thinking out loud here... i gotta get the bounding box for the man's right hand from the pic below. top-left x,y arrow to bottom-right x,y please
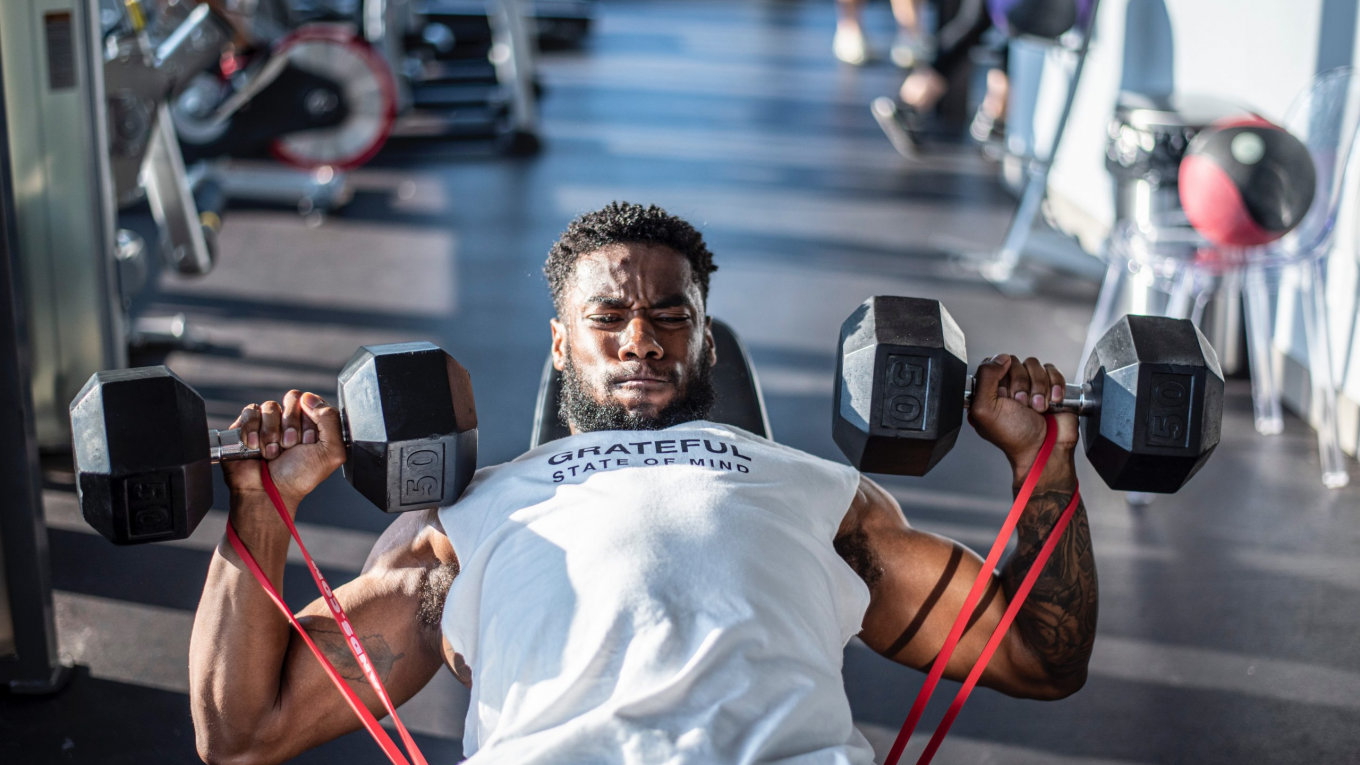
223,391 -> 346,512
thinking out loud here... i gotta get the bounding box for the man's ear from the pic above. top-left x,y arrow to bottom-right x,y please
551,318 -> 567,372
704,316 -> 718,368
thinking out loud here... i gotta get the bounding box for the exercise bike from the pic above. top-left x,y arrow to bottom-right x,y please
170,3 -> 400,213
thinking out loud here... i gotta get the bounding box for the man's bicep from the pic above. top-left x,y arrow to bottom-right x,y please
848,477 -> 1013,679
265,515 -> 452,759
858,525 -> 996,671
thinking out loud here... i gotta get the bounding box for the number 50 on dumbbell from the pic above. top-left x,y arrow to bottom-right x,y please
70,343 -> 479,545
833,296 -> 1224,492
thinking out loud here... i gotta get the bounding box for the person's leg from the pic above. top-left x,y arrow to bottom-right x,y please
834,0 -> 872,65
900,67 -> 949,112
889,0 -> 922,32
873,0 -> 989,159
898,0 -> 989,109
889,0 -> 936,68
983,67 -> 1008,120
971,66 -> 1010,144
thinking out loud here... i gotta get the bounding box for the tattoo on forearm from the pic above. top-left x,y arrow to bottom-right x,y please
308,627 -> 406,686
1000,489 -> 1098,679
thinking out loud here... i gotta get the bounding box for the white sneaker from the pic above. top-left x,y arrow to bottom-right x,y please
834,27 -> 872,66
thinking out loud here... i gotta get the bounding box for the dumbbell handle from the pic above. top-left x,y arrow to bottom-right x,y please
209,428 -> 263,462
962,378 -> 1099,417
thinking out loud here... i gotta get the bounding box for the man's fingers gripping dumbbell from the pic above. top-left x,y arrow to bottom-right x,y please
299,392 -> 344,452
993,355 -> 1057,412
1019,356 -> 1059,412
1000,354 -> 1029,406
974,355 -> 1012,410
226,399 -> 287,459
278,390 -> 339,450
229,404 -> 263,453
260,400 -> 284,459
282,390 -> 306,449
1043,362 -> 1065,410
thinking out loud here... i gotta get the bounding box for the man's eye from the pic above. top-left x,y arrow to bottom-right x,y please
656,315 -> 690,324
588,315 -> 622,324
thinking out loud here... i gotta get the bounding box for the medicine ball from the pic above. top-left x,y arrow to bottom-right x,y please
989,0 -> 1093,39
1178,117 -> 1316,248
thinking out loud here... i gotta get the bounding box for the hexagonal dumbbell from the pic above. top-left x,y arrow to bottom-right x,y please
833,296 -> 1224,493
70,342 -> 478,545
336,342 -> 479,514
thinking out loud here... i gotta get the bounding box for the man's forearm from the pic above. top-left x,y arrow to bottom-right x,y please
189,491 -> 298,758
1000,452 -> 1098,684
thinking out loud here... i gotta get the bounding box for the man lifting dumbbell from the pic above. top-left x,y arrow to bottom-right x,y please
148,202 -> 1194,764
70,344 -> 477,545
835,296 -> 1223,492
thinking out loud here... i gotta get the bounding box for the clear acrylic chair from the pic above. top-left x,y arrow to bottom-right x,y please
1085,66 -> 1360,490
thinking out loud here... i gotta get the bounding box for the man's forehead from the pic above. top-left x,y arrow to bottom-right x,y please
568,243 -> 700,304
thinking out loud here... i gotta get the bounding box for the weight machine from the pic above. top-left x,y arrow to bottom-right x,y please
6,0 -> 516,447
2,0 -> 127,449
0,26 -> 71,695
0,0 -> 417,693
383,0 -> 545,153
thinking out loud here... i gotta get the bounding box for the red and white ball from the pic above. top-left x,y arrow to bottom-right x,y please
1178,117 -> 1316,247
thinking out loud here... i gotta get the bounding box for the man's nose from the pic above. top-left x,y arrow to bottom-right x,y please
618,316 -> 663,360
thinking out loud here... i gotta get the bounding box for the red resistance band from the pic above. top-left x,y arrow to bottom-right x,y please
225,461 -> 429,765
884,413 -> 1082,765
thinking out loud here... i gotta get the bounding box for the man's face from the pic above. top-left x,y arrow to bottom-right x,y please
551,243 -> 718,433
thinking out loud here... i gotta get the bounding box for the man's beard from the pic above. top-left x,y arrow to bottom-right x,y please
559,344 -> 716,433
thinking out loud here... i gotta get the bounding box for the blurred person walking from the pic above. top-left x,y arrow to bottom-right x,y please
872,0 -> 1008,158
834,0 -> 935,68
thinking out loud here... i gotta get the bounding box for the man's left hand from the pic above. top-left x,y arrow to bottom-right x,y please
968,355 -> 1080,480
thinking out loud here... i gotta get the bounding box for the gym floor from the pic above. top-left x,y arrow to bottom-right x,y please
7,1 -> 1360,763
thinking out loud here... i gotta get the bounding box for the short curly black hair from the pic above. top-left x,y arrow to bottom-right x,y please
545,201 -> 718,316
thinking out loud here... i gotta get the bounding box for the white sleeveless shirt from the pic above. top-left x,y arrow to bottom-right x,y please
438,421 -> 875,764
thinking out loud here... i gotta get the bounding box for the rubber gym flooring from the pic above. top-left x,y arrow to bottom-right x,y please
7,1 -> 1360,763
